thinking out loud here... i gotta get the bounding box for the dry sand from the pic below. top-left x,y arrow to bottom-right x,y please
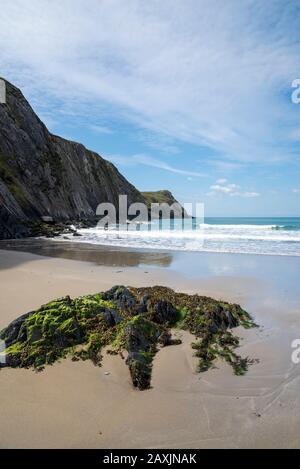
0,248 -> 300,448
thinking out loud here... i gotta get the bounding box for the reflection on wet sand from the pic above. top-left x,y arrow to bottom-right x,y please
0,239 -> 173,268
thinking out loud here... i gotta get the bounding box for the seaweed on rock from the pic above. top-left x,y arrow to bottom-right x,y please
0,286 -> 258,389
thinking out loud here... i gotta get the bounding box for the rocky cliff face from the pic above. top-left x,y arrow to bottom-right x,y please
0,79 -> 144,239
0,79 -> 187,240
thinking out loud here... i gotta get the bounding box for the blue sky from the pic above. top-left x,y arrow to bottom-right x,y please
0,0 -> 300,216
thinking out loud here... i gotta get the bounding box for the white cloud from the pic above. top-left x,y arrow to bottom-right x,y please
293,188 -> 300,193
90,125 -> 113,135
242,192 -> 260,198
210,183 -> 239,194
0,0 -> 298,165
109,153 -> 205,177
134,154 -> 205,177
209,180 -> 260,198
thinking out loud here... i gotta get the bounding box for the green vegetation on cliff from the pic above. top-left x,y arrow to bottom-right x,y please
0,154 -> 27,205
142,190 -> 180,206
141,190 -> 189,220
0,286 -> 257,390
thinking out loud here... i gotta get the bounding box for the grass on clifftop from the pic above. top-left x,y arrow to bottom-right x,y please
141,190 -> 178,207
0,286 -> 258,390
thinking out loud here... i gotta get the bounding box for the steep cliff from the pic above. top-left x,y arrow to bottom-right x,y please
0,79 -> 144,239
0,79 -> 188,240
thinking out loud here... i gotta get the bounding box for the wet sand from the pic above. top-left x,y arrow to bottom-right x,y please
0,244 -> 300,448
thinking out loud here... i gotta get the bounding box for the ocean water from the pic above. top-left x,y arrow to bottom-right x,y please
62,217 -> 300,257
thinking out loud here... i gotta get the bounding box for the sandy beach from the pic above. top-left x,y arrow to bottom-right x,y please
1,242 -> 300,448
1,0 -> 299,453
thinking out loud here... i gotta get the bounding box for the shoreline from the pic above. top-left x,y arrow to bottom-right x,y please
0,244 -> 300,448
1,234 -> 300,261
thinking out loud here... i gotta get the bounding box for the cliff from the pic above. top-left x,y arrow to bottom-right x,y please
142,190 -> 190,218
0,78 -> 187,239
0,79 -> 144,238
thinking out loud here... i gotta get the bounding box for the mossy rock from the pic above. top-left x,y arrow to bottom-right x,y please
0,286 -> 258,389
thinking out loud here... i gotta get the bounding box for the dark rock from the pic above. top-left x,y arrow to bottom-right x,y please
123,317 -> 161,390
148,300 -> 178,325
28,325 -> 42,344
126,353 -> 152,390
223,310 -> 239,328
202,305 -> 240,334
136,294 -> 150,315
103,286 -> 137,310
110,309 -> 123,325
0,285 -> 257,388
102,308 -> 123,327
0,311 -> 33,345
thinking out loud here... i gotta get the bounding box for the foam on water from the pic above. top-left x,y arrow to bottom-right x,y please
57,218 -> 300,257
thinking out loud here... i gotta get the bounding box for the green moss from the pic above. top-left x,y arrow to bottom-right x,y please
0,285 -> 258,390
126,315 -> 158,338
140,350 -> 156,364
175,306 -> 189,328
5,342 -> 25,354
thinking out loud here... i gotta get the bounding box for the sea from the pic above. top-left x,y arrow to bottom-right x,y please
62,217 -> 300,257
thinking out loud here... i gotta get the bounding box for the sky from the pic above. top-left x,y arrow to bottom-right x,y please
0,0 -> 300,217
